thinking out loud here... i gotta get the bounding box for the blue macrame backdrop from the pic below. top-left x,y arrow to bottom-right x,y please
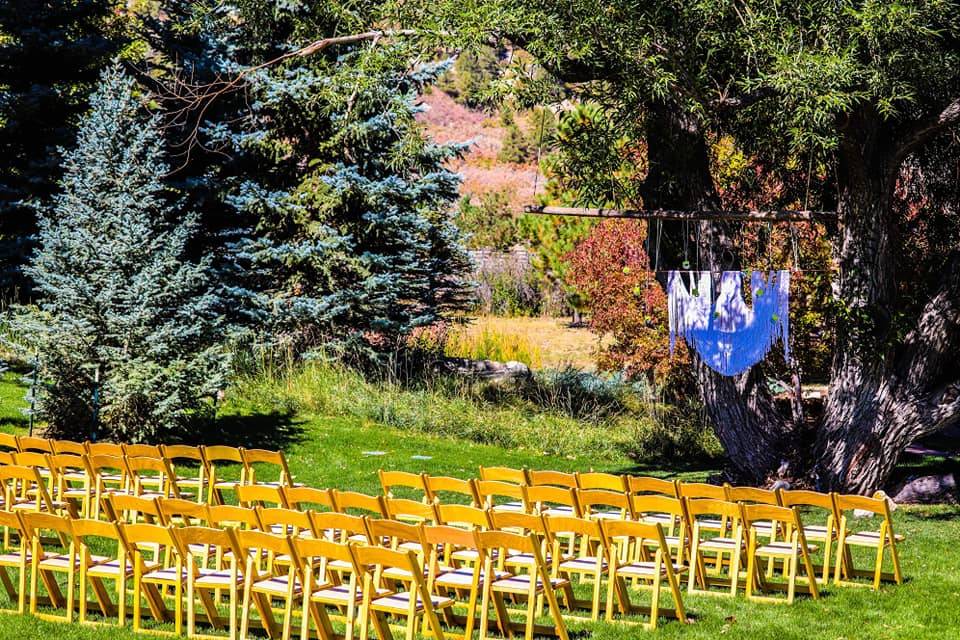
668,270 -> 790,376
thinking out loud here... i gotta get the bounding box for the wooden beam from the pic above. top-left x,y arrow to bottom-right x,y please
524,205 -> 835,223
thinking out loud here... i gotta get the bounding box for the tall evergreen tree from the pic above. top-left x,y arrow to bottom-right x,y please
11,63 -> 229,443
153,1 -> 473,360
0,0 -> 125,294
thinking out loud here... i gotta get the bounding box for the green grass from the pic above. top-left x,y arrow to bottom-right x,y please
0,375 -> 958,638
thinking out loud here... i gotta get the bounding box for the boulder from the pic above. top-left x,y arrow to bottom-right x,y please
890,474 -> 958,505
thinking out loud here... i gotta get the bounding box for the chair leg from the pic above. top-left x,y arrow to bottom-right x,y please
649,557 -> 662,630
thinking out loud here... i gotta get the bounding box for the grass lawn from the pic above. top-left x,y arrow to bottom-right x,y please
0,378 -> 958,638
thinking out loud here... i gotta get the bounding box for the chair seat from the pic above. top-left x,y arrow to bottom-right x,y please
88,558 -> 153,579
755,542 -> 818,557
309,583 -> 384,605
370,592 -> 454,613
63,472 -> 89,482
252,574 -> 302,596
696,518 -> 724,530
327,559 -> 354,572
40,552 -> 110,571
540,506 -> 575,517
491,502 -> 525,513
558,556 -> 606,573
617,561 -> 685,578
490,574 -> 569,595
142,566 -> 189,585
751,520 -> 776,533
698,537 -> 740,551
802,525 -> 832,541
195,569 -> 244,587
641,513 -> 675,525
590,510 -> 626,520
382,566 -> 429,582
450,549 -> 481,563
435,566 -> 508,589
845,531 -> 905,546
504,552 -> 552,568
0,552 -> 32,566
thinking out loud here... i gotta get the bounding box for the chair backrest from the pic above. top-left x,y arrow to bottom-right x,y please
207,504 -> 260,530
282,486 -> 335,512
726,485 -> 780,505
202,445 -> 244,464
116,522 -> 176,558
71,518 -> 123,556
544,514 -> 603,547
576,471 -> 628,492
488,510 -> 547,536
378,470 -> 429,499
475,479 -> 524,509
237,483 -> 286,509
522,484 -> 581,517
600,518 -> 671,553
628,476 -> 680,497
684,497 -> 741,534
478,466 -> 529,484
353,545 -> 425,588
52,440 -> 87,456
423,475 -> 479,506
0,465 -> 55,510
474,529 -> 541,560
291,536 -> 359,578
435,503 -> 491,529
526,470 -> 578,488
0,433 -> 19,452
241,448 -> 293,486
87,454 -> 127,481
12,451 -> 50,470
17,436 -> 53,453
0,451 -> 13,466
20,510 -> 74,541
384,497 -> 438,523
367,518 -> 428,551
778,489 -> 838,527
233,528 -> 294,568
741,503 -> 802,533
125,456 -> 178,497
123,444 -> 162,459
577,488 -> 635,519
157,497 -> 210,527
86,442 -> 124,457
632,494 -> 687,524
256,507 -> 315,537
310,511 -> 370,543
161,444 -> 206,465
833,493 -> 895,529
105,494 -> 164,525
172,526 -> 242,571
46,453 -> 86,475
678,481 -> 727,500
331,490 -> 387,517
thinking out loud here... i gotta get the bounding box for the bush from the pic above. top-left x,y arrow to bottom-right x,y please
445,325 -> 543,368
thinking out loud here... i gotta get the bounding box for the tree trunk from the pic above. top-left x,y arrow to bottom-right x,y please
643,103 -> 797,484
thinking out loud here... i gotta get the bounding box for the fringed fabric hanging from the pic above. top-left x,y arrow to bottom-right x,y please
668,270 -> 790,376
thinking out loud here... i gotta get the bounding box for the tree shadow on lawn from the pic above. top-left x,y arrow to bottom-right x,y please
610,455 -> 724,478
180,409 -> 308,451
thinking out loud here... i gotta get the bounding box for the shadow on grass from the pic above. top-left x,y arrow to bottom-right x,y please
610,455 -> 724,478
180,409 -> 307,451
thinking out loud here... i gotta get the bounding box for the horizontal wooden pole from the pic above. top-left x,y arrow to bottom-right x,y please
524,205 -> 835,223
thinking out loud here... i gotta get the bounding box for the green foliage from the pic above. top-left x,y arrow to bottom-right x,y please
438,46 -> 501,108
457,191 -> 520,250
444,326 -> 543,367
7,64 -> 229,443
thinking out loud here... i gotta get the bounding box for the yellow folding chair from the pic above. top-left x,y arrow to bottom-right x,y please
367,518 -> 430,568
473,530 -> 569,640
332,490 -> 387,518
237,484 -> 287,510
236,529 -> 301,640
778,488 -> 838,585
577,489 -> 635,521
544,515 -> 607,620
576,472 -> 628,493
742,504 -> 820,604
379,470 -> 430,502
126,455 -> 181,500
354,544 -> 454,640
52,440 -> 88,456
599,519 -> 688,629
422,524 -> 487,637
526,470 -> 578,489
22,511 -> 79,621
384,497 -> 439,525
522,485 -> 581,518
423,476 -> 480,507
0,510 -> 29,614
73,518 -> 135,627
478,466 -> 529,485
282,486 -> 336,512
120,522 -> 186,636
241,449 -> 298,488
47,453 -> 93,517
630,495 -> 690,564
171,525 -> 244,639
833,492 -> 904,589
433,505 -> 491,568
677,482 -> 728,533
161,445 -> 208,504
475,480 -> 526,514
293,536 -> 365,640
685,498 -> 744,596
203,445 -> 245,505
87,454 -> 132,519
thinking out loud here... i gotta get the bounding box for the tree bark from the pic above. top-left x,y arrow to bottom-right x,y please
643,102 -> 797,484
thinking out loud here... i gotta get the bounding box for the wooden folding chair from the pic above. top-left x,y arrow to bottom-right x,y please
474,530 -> 569,640
47,453 -> 93,517
522,485 -> 581,518
236,529 -> 301,640
172,525 -> 244,639
423,476 -> 479,507
599,519 -> 688,629
544,515 -> 607,620
576,472 -> 628,493
379,470 -> 430,502
685,498 -> 744,596
73,518 -> 137,626
282,486 -> 336,513
52,440 -> 88,456
384,497 -> 439,525
241,449 -> 298,488
627,476 -> 679,499
742,504 -> 820,604
293,537 -> 365,640
12,450 -> 55,486
0,464 -> 76,524
311,512 -> 371,547
354,544 -> 454,640
87,454 -> 131,519
487,511 -> 554,579
256,506 -> 316,540
478,466 -> 529,485
0,510 -> 29,614
105,494 -> 165,526
778,488 -> 838,585
238,484 -> 287,510
367,519 -> 430,568
158,497 -> 210,528
120,522 -> 186,636
475,480 -> 526,514
434,505 -> 491,568
526,470 -> 578,489
203,445 -> 245,505
0,433 -> 19,453
332,490 -> 387,518
161,445 -> 208,504
726,485 -> 780,540
17,436 -> 53,454
21,511 -> 78,621
126,455 -> 181,500
833,492 -> 904,589
631,495 -> 689,564
676,482 -> 727,532
577,489 -> 635,521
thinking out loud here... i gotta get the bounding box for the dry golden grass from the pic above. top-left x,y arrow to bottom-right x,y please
447,315 -> 607,370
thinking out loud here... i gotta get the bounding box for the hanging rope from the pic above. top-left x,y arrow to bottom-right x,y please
531,102 -> 548,199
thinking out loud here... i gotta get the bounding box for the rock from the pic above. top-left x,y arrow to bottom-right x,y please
440,357 -> 532,382
770,479 -> 791,492
890,474 -> 958,505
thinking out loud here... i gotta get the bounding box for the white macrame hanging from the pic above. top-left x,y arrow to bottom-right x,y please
668,270 -> 790,376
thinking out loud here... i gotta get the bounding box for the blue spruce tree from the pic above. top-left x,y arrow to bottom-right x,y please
11,63 -> 229,442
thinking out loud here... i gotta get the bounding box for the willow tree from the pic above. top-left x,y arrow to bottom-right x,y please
393,0 -> 960,493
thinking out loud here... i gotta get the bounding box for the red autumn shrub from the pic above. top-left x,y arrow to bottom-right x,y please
565,220 -> 690,391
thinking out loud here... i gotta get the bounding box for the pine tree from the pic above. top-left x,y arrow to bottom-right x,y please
160,1 -> 474,360
0,0 -> 125,295
11,63 -> 229,443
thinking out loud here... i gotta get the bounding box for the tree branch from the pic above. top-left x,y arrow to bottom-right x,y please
894,96 -> 960,161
